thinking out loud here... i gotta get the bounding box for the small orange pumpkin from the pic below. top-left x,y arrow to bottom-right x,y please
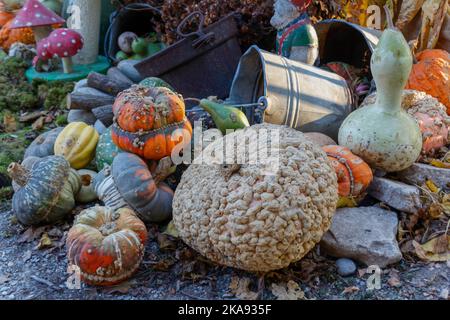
0,20 -> 35,50
66,206 -> 148,286
406,49 -> 450,115
111,85 -> 192,161
322,145 -> 373,198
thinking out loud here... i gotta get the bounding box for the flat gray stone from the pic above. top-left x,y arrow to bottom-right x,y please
74,87 -> 113,99
321,207 -> 402,268
397,163 -> 450,191
68,110 -> 96,125
117,60 -> 143,83
368,177 -> 422,214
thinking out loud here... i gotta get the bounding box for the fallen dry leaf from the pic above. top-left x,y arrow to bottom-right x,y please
419,0 -> 448,50
36,233 -> 53,250
31,116 -> 45,131
413,235 -> 450,261
271,280 -> 306,300
19,111 -> 47,123
396,0 -> 426,29
429,159 -> 450,169
156,233 -> 176,251
428,203 -> 444,219
342,286 -> 360,294
163,220 -> 179,238
337,196 -> 357,208
426,179 -> 440,193
387,269 -> 402,287
3,113 -> 17,132
229,277 -> 259,300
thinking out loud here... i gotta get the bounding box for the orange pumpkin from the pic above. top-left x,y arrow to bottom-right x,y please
111,85 -> 193,161
322,145 -> 373,198
66,206 -> 148,286
0,11 -> 14,28
0,20 -> 35,50
406,49 -> 450,115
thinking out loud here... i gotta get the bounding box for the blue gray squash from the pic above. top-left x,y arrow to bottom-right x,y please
8,155 -> 81,226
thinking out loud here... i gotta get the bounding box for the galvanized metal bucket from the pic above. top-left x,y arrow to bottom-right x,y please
228,46 -> 353,140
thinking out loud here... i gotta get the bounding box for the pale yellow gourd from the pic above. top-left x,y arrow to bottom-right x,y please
54,122 -> 99,169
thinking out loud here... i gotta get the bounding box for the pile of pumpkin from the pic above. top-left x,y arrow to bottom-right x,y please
7,81 -> 192,286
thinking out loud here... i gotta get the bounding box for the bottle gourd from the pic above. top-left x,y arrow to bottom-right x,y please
338,7 -> 422,172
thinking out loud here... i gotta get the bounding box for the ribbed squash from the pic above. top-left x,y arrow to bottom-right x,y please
406,49 -> 450,115
322,145 -> 373,198
8,156 -> 81,226
54,122 -> 99,169
0,20 -> 35,50
67,206 -> 147,286
111,85 -> 192,161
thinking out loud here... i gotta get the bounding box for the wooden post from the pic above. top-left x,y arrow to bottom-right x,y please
66,0 -> 101,65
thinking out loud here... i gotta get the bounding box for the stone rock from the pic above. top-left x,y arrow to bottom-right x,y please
68,110 -> 96,125
74,79 -> 88,91
75,87 -> 114,99
94,120 -> 107,135
368,177 -> 422,214
8,43 -> 36,66
117,60 -> 143,83
321,207 -> 402,268
397,163 -> 450,191
336,258 -> 357,277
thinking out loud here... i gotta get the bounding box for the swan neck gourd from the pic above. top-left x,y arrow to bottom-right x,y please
371,16 -> 412,114
337,6 -> 422,172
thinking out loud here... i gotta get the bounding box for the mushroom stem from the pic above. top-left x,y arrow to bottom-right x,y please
7,163 -> 30,188
33,25 -> 52,42
61,57 -> 74,74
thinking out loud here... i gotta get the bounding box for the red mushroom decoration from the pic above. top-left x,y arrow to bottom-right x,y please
46,28 -> 83,74
32,37 -> 52,70
9,0 -> 65,42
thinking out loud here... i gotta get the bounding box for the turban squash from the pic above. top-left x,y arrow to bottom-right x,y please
406,49 -> 450,115
67,206 -> 147,286
322,145 -> 373,199
111,85 -> 192,161
54,122 -> 99,169
93,152 -> 174,223
8,156 -> 81,226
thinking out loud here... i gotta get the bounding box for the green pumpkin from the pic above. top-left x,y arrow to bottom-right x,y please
95,127 -> 123,171
8,155 -> 81,226
139,77 -> 175,91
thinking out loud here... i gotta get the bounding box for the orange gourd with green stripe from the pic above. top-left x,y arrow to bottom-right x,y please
111,85 -> 192,161
322,145 -> 373,198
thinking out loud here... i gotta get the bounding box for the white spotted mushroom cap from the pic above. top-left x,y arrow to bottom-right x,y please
47,28 -> 84,59
36,38 -> 52,61
173,123 -> 339,272
9,0 -> 65,29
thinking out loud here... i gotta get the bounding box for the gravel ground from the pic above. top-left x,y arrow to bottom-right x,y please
0,201 -> 449,300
